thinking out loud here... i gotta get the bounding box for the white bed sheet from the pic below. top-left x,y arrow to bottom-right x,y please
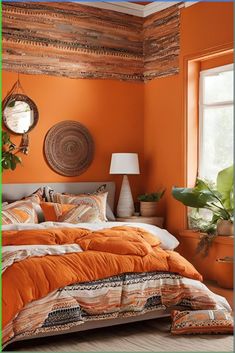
2,221 -> 179,250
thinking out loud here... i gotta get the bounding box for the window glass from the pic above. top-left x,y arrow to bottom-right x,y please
199,64 -> 233,183
203,70 -> 233,104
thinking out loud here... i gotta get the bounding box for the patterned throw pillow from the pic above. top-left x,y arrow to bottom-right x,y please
44,184 -> 115,221
59,204 -> 101,224
2,200 -> 38,224
44,186 -> 108,222
24,188 -> 44,204
171,310 -> 234,335
40,202 -> 76,222
40,202 -> 101,223
58,193 -> 107,222
4,188 -> 45,223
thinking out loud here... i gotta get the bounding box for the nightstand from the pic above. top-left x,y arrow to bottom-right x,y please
116,216 -> 164,228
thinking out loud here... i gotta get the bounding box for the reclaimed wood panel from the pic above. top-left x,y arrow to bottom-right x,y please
143,4 -> 180,80
2,2 -> 180,82
2,2 -> 143,81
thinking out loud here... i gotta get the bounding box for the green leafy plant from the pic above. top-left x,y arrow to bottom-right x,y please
172,166 -> 233,224
138,190 -> 165,202
172,166 -> 234,255
2,131 -> 22,171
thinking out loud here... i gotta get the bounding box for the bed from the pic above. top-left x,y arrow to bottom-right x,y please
2,182 -> 232,348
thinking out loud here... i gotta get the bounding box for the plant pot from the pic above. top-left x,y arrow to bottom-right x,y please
140,201 -> 157,217
217,220 -> 234,236
216,257 -> 233,289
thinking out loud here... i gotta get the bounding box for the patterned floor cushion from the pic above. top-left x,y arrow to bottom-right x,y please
171,309 -> 233,335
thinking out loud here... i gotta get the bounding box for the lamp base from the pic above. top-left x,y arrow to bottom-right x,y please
116,175 -> 135,217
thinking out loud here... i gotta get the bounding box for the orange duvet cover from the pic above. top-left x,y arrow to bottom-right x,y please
3,226 -> 202,329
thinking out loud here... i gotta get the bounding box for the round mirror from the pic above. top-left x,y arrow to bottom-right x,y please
2,94 -> 38,134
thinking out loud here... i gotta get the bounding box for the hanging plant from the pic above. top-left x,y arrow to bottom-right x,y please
195,232 -> 217,257
2,131 -> 22,171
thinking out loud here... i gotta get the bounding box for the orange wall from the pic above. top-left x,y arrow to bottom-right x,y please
2,2 -> 233,231
144,2 -> 233,234
200,52 -> 233,71
2,72 -> 145,199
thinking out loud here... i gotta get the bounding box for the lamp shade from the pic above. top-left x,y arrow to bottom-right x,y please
110,153 -> 140,175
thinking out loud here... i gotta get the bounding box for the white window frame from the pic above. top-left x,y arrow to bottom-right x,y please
198,63 -> 234,180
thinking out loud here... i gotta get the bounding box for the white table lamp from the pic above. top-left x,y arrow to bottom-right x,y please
110,153 -> 140,217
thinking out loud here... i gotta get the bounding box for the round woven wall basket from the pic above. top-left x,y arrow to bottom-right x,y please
44,121 -> 94,176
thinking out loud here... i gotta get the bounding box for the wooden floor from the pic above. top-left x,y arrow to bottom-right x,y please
7,317 -> 233,352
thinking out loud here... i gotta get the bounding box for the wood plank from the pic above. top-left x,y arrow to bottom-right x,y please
143,4 -> 180,80
2,2 -> 180,81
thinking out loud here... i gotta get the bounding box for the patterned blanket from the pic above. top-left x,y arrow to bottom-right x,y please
3,271 -> 230,346
2,226 -> 231,347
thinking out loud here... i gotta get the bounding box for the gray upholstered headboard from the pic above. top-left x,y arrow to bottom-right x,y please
2,182 -> 116,211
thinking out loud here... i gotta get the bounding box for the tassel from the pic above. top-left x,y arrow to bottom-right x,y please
20,133 -> 29,154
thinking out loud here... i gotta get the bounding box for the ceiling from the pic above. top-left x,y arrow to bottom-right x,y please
132,2 -> 152,4
79,2 -> 197,17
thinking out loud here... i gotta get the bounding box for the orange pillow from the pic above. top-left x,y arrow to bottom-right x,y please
40,202 -> 76,222
171,310 -> 233,335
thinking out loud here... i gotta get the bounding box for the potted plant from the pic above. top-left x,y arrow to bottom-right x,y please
138,190 -> 165,217
172,165 -> 234,236
2,131 -> 22,171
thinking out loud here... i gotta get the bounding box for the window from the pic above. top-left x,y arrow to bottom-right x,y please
199,64 -> 233,183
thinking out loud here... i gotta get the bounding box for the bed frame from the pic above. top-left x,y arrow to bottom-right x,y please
2,181 -> 116,211
8,309 -> 171,346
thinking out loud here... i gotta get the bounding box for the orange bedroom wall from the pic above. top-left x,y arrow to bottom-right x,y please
2,72 -> 145,200
144,2 -> 233,234
2,2 -> 233,231
200,52 -> 234,71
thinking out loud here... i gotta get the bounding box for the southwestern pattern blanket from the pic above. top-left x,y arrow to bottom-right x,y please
2,226 -> 231,347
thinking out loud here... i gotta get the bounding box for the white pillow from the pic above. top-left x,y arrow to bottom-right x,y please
2,221 -> 179,250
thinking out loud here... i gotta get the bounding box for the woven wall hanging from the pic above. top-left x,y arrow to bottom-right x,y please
44,120 -> 94,176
